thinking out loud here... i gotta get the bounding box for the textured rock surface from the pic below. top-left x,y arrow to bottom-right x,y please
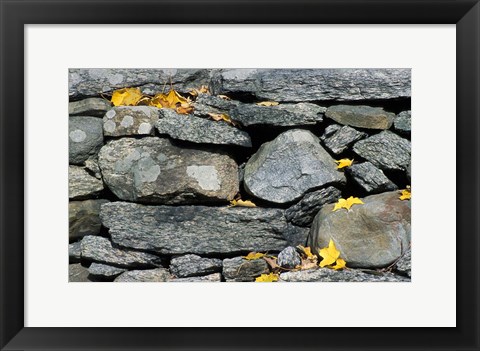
69,264 -> 92,282
169,254 -> 222,278
279,268 -> 409,282
69,165 -> 104,199
277,247 -> 302,269
210,69 -> 411,102
283,224 -> 310,247
69,199 -> 109,241
103,106 -> 159,136
407,163 -> 411,182
244,130 -> 345,204
320,124 -> 342,141
353,131 -> 411,171
193,94 -> 240,117
114,268 -> 171,282
323,126 -> 367,154
69,242 -> 82,263
169,273 -> 222,282
346,162 -> 398,194
69,98 -> 112,117
69,68 -> 212,98
81,235 -> 162,268
69,117 -> 104,165
325,105 -> 395,130
222,257 -> 269,282
101,202 -> 288,255
98,137 -> 239,204
394,250 -> 411,277
394,110 -> 411,135
308,191 -> 411,268
156,108 -> 251,147
84,157 -> 102,179
88,263 -> 126,280
230,103 -> 325,127
284,186 -> 342,226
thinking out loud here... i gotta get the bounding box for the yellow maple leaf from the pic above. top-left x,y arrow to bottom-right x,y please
149,89 -> 190,109
399,188 -> 411,200
332,196 -> 364,211
332,258 -> 347,270
256,101 -> 279,106
255,272 -> 279,282
229,199 -> 257,207
243,252 -> 266,260
319,239 -> 341,267
297,245 -> 315,260
111,87 -> 143,106
335,158 -> 354,169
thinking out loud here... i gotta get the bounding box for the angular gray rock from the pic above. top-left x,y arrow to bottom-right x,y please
325,105 -> 395,130
229,103 -> 325,127
283,224 -> 310,247
98,137 -> 239,204
114,268 -> 171,282
307,191 -> 411,268
279,268 -> 409,282
353,131 -> 411,171
322,126 -> 367,154
69,117 -> 104,165
69,98 -> 112,117
284,186 -> 342,226
80,235 -> 162,268
156,108 -> 252,147
169,254 -> 222,278
88,263 -> 127,280
210,69 -> 411,102
84,157 -> 102,179
69,165 -> 104,199
394,249 -> 411,277
69,241 -> 82,263
394,110 -> 411,135
69,199 -> 109,241
346,162 -> 398,194
169,273 -> 222,282
277,247 -> 302,269
69,68 -> 212,98
101,202 -> 288,255
193,94 -> 240,118
244,129 -> 345,204
103,106 -> 159,136
320,124 -> 342,141
69,264 -> 92,282
222,257 -> 269,282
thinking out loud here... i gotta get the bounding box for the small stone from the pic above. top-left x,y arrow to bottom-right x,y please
346,162 -> 398,194
277,247 -> 302,269
279,268 -> 409,282
102,106 -> 160,136
325,105 -> 395,130
394,250 -> 411,277
353,131 -> 411,171
169,273 -> 222,282
285,186 -> 342,227
394,110 -> 411,135
169,254 -> 222,278
88,263 -> 126,280
69,116 -> 104,165
69,98 -> 112,117
69,199 -> 109,241
69,165 -> 104,199
222,257 -> 269,282
323,126 -> 367,154
80,235 -> 162,268
114,268 -> 171,282
69,241 -> 82,263
69,263 -> 92,282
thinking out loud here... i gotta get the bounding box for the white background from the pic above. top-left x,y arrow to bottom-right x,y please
25,25 -> 456,327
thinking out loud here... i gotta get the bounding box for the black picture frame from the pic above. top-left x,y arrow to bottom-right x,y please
1,1 -> 479,350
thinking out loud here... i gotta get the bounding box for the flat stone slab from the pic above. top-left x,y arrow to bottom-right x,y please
69,116 -> 104,165
346,162 -> 398,194
279,268 -> 410,282
88,262 -> 127,280
69,165 -> 104,200
169,254 -> 222,278
98,137 -> 239,204
100,202 -> 288,255
325,105 -> 395,130
222,257 -> 269,282
169,273 -> 222,282
322,126 -> 367,154
69,98 -> 112,117
156,108 -> 252,147
103,106 -> 159,136
69,199 -> 109,241
69,264 -> 92,282
114,268 -> 171,282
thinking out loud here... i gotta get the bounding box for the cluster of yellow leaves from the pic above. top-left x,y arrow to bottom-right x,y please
255,272 -> 279,282
333,196 -> 364,211
335,158 -> 353,169
110,87 -> 194,115
296,245 -> 319,270
243,252 -> 266,260
319,239 -> 346,270
256,101 -> 279,107
399,186 -> 411,200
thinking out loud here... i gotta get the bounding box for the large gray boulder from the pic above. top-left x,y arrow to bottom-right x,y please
69,98 -> 112,117
69,165 -> 104,199
100,202 -> 288,255
353,131 -> 411,171
69,199 -> 109,241
244,129 -> 345,204
279,268 -> 409,282
69,117 -> 104,165
307,191 -> 411,268
103,106 -> 159,136
98,137 -> 239,204
325,105 -> 395,130
210,69 -> 411,102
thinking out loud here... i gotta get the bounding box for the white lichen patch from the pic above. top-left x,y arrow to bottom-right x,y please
138,122 -> 152,134
120,115 -> 134,128
186,165 -> 221,191
69,129 -> 87,143
133,156 -> 161,186
108,74 -> 124,85
104,120 -> 116,133
105,110 -> 116,119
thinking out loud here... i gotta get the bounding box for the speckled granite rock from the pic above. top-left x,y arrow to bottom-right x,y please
69,98 -> 112,117
322,125 -> 367,154
169,273 -> 222,282
114,268 -> 171,282
394,110 -> 411,135
169,254 -> 222,278
103,106 -> 160,136
325,105 -> 395,130
283,224 -> 310,247
69,241 -> 82,263
346,162 -> 398,194
69,199 -> 109,241
279,268 -> 409,282
277,247 -> 302,269
222,257 -> 269,282
88,263 -> 127,280
69,116 -> 104,165
69,263 -> 92,282
69,165 -> 104,200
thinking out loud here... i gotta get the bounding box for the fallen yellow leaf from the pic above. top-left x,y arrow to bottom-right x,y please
297,245 -> 315,260
255,272 -> 279,282
399,188 -> 411,200
335,158 -> 354,169
111,88 -> 143,106
229,199 -> 257,207
256,101 -> 279,106
332,196 -> 364,211
332,258 -> 347,270
243,252 -> 266,260
319,239 -> 341,267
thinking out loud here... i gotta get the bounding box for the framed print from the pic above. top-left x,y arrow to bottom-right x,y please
1,0 -> 479,350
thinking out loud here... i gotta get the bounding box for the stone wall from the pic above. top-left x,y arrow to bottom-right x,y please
69,68 -> 411,283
